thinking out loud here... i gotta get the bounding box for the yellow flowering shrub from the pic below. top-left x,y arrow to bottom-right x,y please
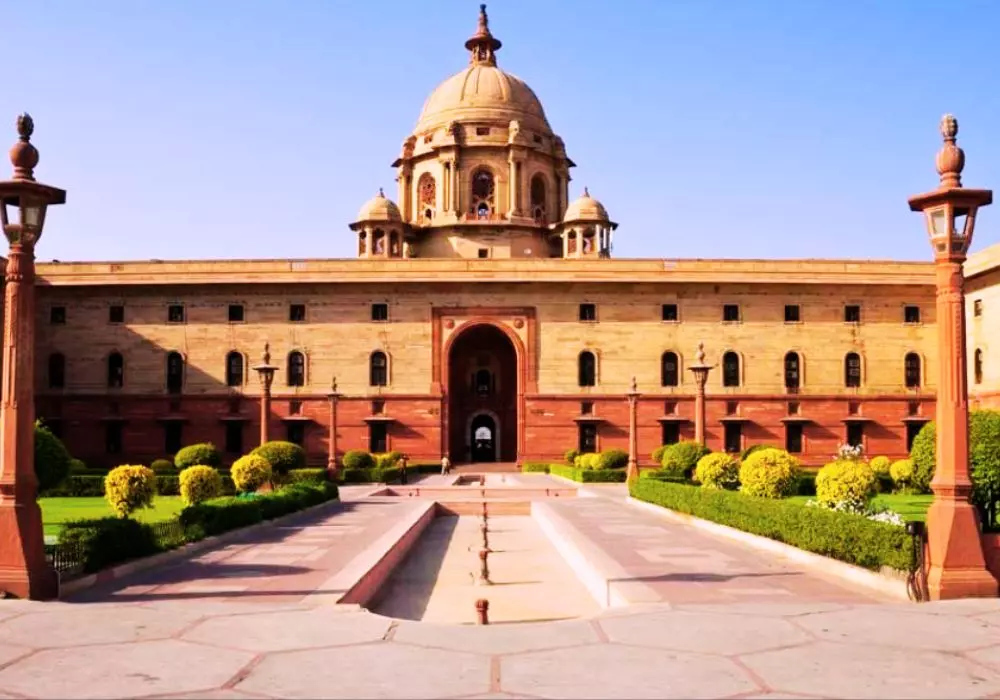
231,454 -> 272,493
179,465 -> 223,505
694,452 -> 740,490
869,455 -> 891,476
104,465 -> 157,519
573,453 -> 600,470
739,448 -> 799,499
816,459 -> 876,512
890,459 -> 916,492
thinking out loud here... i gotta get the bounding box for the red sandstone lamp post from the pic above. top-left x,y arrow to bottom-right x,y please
252,343 -> 279,446
626,377 -> 640,483
687,343 -> 713,446
908,114 -> 996,600
0,114 -> 66,600
326,376 -> 341,479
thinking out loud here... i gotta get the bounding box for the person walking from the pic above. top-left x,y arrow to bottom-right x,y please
441,454 -> 451,475
398,454 -> 409,485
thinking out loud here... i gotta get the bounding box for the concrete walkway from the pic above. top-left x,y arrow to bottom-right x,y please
4,479 -> 1000,698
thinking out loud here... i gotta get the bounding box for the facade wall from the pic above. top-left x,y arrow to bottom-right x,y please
967,244 -> 1000,410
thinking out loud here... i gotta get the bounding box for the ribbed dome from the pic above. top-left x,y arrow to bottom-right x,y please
414,64 -> 551,135
355,189 -> 402,223
564,188 -> 609,223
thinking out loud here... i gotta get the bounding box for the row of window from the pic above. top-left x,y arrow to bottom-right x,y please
580,303 -> 924,324
48,303 -> 386,326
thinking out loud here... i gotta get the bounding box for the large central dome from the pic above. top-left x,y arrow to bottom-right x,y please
413,5 -> 552,136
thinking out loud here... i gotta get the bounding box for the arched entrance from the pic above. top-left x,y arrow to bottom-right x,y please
470,413 -> 498,462
447,324 -> 518,463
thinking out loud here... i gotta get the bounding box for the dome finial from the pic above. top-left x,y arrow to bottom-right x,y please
465,3 -> 502,66
583,186 -> 590,197
936,113 -> 964,189
10,113 -> 39,181
377,187 -> 385,198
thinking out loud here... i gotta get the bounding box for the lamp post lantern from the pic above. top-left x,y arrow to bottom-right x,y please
625,377 -> 640,483
908,114 -> 996,600
252,343 -> 279,446
0,114 -> 66,600
326,376 -> 342,479
687,343 -> 714,447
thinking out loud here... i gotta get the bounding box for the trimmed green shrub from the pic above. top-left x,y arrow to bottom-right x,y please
250,441 -> 307,475
870,456 -> 891,476
179,465 -> 223,505
573,453 -> 601,470
343,449 -> 376,470
630,479 -> 915,572
277,468 -> 328,486
739,448 -> 799,499
816,459 -> 876,513
741,444 -> 777,461
374,451 -> 403,470
104,465 -> 157,518
174,443 -> 222,470
640,470 -> 688,484
890,459 -> 916,493
564,449 -> 580,465
797,471 -> 818,496
68,458 -> 88,475
549,465 -> 627,483
231,454 -> 272,494
694,452 -> 740,490
651,445 -> 669,465
522,463 -> 550,473
597,448 -> 629,470
59,518 -> 161,573
661,441 -> 711,479
150,458 -> 176,473
35,421 -> 72,492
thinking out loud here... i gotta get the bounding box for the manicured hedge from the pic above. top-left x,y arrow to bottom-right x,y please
630,478 -> 915,572
274,468 -> 329,486
521,463 -> 550,473
549,465 -> 627,483
41,474 -> 237,498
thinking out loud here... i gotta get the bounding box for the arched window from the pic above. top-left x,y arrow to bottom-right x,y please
471,168 -> 495,219
48,353 -> 65,389
578,351 -> 596,387
287,351 -> 305,387
975,348 -> 984,385
904,353 -> 922,389
722,352 -> 740,387
844,353 -> 862,388
166,352 -> 184,394
370,351 -> 388,387
418,173 -> 436,221
661,351 -> 679,387
373,228 -> 386,255
107,352 -> 124,389
784,352 -> 801,391
225,351 -> 243,387
530,174 -> 547,223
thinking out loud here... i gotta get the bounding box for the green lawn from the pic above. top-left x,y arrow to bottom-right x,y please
40,497 -> 185,538
788,493 -> 934,521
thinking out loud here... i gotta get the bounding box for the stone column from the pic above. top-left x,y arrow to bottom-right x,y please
327,378 -> 341,480
626,377 -> 640,482
0,243 -> 56,599
252,345 -> 278,447
687,343 -> 713,447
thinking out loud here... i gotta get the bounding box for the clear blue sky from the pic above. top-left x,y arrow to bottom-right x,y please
7,0 -> 1000,262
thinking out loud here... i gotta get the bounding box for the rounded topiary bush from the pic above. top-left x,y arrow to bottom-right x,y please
869,455 -> 891,476
890,458 -> 915,493
574,453 -> 600,470
651,445 -> 668,465
598,448 -> 629,470
564,448 -> 580,465
150,458 -> 175,472
374,450 -> 403,470
815,459 -> 876,513
343,449 -> 375,470
741,444 -> 776,462
251,441 -> 307,475
910,411 -> 1000,497
68,458 -> 88,475
231,454 -> 272,494
739,448 -> 800,499
104,465 -> 157,518
174,443 -> 222,470
179,465 -> 223,505
661,441 -> 711,478
694,452 -> 740,490
35,421 -> 72,492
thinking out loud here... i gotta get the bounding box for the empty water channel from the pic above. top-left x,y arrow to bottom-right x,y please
365,473 -> 603,625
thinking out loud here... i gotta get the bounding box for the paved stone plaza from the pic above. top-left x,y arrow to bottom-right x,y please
3,476 -> 1000,699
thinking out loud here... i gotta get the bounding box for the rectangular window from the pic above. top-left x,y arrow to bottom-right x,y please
105,422 -> 122,455
50,306 -> 66,325
579,303 -> 596,322
722,304 -> 740,322
578,423 -> 598,453
724,423 -> 742,453
785,423 -> 803,453
477,248 -> 490,259
371,303 -> 389,322
286,422 -> 306,447
476,126 -> 490,136
904,305 -> 921,324
225,422 -> 244,455
369,422 -> 388,453
974,299 -> 983,317
228,304 -> 245,323
906,422 -> 923,452
289,304 -> 307,322
109,305 -> 125,324
164,422 -> 183,454
844,304 -> 861,323
784,304 -> 800,323
661,422 -> 680,446
661,304 -> 678,322
167,304 -> 185,323
846,422 -> 864,448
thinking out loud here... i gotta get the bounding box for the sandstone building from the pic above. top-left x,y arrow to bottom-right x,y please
25,7 -> 1000,468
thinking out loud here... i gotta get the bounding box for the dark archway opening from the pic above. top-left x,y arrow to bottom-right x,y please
448,324 -> 517,464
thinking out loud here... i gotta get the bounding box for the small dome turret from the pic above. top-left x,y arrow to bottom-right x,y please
355,188 -> 402,223
564,187 -> 610,223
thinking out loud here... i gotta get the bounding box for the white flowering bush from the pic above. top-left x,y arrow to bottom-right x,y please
834,443 -> 864,462
804,497 -> 905,527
